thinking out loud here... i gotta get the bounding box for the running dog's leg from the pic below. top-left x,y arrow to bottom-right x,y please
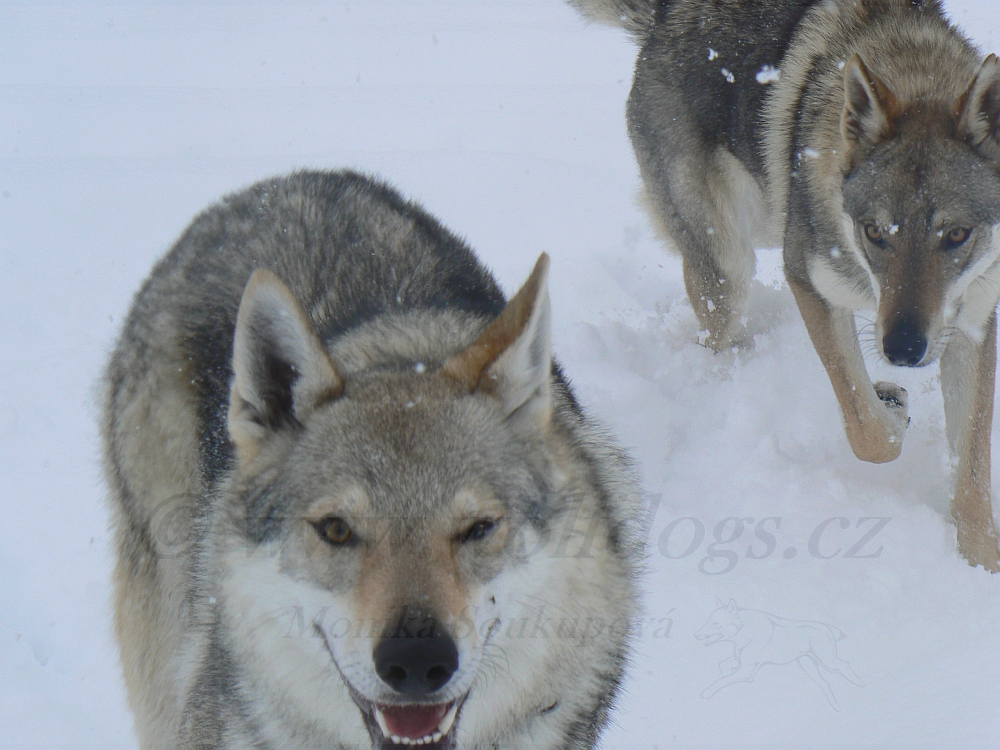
941,313 -> 1000,572
699,660 -> 764,699
796,657 -> 839,710
787,274 -> 909,463
629,70 -> 757,351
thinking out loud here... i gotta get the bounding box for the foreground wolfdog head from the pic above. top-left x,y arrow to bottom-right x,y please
104,171 -> 640,750
219,258 -> 636,748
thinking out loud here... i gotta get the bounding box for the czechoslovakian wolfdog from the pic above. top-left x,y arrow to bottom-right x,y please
570,0 -> 1000,570
102,171 -> 641,749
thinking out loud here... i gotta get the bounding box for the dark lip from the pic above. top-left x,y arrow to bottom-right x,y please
314,623 -> 468,750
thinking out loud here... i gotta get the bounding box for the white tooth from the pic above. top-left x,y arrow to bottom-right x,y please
375,709 -> 391,738
437,703 -> 458,736
391,735 -> 402,744
432,733 -> 442,743
415,739 -> 424,746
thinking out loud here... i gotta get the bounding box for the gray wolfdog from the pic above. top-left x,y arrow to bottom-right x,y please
102,170 -> 641,749
570,0 -> 1000,570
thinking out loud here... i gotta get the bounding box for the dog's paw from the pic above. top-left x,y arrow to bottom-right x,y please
959,539 -> 1000,573
956,515 -> 1000,573
874,381 -> 907,411
846,382 -> 909,463
874,381 -> 910,429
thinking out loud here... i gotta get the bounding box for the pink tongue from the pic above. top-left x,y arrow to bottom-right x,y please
380,704 -> 448,739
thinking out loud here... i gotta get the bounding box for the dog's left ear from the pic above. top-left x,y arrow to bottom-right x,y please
957,54 -> 1000,160
442,253 -> 552,428
841,54 -> 899,154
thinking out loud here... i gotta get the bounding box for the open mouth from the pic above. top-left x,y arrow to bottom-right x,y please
698,632 -> 724,646
314,624 -> 469,749
354,695 -> 467,749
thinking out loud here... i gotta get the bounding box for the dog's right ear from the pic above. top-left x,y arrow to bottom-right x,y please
841,54 -> 899,157
228,270 -> 343,463
957,54 -> 1000,160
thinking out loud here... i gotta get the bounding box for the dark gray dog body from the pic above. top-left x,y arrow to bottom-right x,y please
572,0 -> 1000,570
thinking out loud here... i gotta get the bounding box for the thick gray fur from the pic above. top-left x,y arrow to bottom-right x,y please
102,170 -> 643,748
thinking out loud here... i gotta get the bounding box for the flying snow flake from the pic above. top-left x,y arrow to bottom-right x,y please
802,147 -> 820,159
756,64 -> 780,84
721,68 -> 735,83
708,48 -> 719,60
888,224 -> 899,235
414,362 -> 426,373
830,247 -> 841,258
837,60 -> 846,70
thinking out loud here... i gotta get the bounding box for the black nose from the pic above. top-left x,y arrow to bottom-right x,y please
882,317 -> 928,366
373,625 -> 458,695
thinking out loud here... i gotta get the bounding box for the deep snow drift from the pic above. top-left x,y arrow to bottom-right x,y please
2,2 -> 998,748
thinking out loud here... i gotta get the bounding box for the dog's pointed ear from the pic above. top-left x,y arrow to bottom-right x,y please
228,270 -> 343,461
957,54 -> 1000,159
841,54 -> 899,152
726,599 -> 737,612
442,253 -> 552,427
716,597 -> 726,608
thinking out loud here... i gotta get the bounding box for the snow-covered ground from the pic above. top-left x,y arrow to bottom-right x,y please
2,2 -> 999,747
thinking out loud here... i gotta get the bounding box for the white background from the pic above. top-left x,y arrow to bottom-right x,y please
2,1 -> 998,747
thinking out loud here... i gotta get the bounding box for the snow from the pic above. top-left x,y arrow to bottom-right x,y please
2,1 -> 999,748
756,65 -> 781,84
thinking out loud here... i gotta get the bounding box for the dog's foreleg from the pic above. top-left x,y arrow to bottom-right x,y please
699,661 -> 763,699
941,313 -> 1000,572
787,274 -> 908,463
719,655 -> 740,676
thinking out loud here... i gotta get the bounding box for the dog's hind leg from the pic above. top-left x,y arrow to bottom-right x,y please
648,148 -> 759,351
796,657 -> 839,710
941,313 -> 1000,572
629,81 -> 758,350
808,630 -> 864,687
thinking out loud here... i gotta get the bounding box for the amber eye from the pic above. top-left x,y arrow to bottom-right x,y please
864,224 -> 884,244
460,519 -> 496,544
945,227 -> 971,249
313,516 -> 353,545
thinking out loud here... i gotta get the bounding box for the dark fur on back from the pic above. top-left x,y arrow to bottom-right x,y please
109,171 -> 576,488
635,0 -> 823,178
